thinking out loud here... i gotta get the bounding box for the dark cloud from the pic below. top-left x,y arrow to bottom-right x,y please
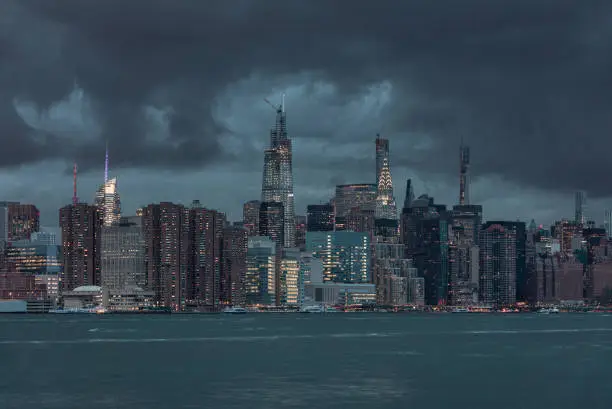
1,0 -> 612,201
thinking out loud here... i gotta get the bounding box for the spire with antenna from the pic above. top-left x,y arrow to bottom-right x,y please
104,141 -> 109,183
281,93 -> 285,113
72,162 -> 79,205
459,139 -> 470,205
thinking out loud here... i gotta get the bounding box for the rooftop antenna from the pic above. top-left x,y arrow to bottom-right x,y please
281,93 -> 285,113
104,141 -> 109,183
72,162 -> 79,205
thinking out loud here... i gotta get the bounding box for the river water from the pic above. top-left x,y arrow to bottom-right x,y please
1,313 -> 611,409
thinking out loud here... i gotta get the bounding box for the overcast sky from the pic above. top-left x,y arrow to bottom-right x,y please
1,0 -> 612,227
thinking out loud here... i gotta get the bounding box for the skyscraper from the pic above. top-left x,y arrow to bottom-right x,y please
59,203 -> 102,291
295,215 -> 307,250
280,251 -> 300,305
0,204 -> 8,247
142,202 -> 189,310
575,191 -> 586,225
605,209 -> 612,238
221,226 -> 248,306
459,143 -> 470,205
243,200 -> 261,236
306,204 -> 334,232
334,184 -> 377,229
259,201 -> 284,303
261,98 -> 296,248
100,216 -> 146,292
3,202 -> 40,241
403,179 -> 415,210
188,201 -> 226,307
94,146 -> 121,227
306,231 -> 371,283
345,207 -> 375,237
245,236 -> 277,305
448,205 -> 482,305
479,223 -> 519,306
375,135 -> 398,220
401,195 -> 449,305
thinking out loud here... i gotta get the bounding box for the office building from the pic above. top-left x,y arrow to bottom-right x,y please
374,135 -> 398,220
403,179 -> 415,209
401,195 -> 449,305
334,184 -> 377,229
448,205 -> 482,305
261,98 -> 296,248
479,223 -> 519,306
345,207 -> 375,238
246,236 -> 276,305
281,252 -> 300,305
243,200 -> 261,236
295,215 -> 307,250
306,231 -> 371,283
100,216 -> 146,292
259,201 -> 284,302
298,252 -> 324,306
306,204 -> 334,232
94,178 -> 121,227
305,282 -> 377,306
1,202 -> 40,241
373,234 -> 415,306
94,148 -> 121,227
4,233 -> 61,299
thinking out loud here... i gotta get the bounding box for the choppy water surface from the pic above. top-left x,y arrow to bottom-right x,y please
1,313 -> 611,409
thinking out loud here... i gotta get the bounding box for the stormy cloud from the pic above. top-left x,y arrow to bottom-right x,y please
1,0 -> 612,223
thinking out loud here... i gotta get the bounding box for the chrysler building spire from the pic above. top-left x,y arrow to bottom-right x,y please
374,134 -> 398,220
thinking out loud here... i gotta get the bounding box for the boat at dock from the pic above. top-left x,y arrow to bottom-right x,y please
49,306 -> 106,314
223,306 -> 248,314
537,307 -> 560,314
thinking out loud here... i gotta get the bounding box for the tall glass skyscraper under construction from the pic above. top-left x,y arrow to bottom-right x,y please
261,98 -> 296,248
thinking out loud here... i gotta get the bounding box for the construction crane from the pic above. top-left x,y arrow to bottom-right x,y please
263,94 -> 285,113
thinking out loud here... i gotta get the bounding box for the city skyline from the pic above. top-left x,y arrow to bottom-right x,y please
2,1 -> 612,226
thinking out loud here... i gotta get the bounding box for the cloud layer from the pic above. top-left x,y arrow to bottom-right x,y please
1,0 -> 612,224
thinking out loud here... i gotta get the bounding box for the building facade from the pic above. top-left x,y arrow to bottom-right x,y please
100,216 -> 146,292
94,178 -> 121,227
243,200 -> 261,237
374,135 -> 398,220
4,233 -> 61,300
401,195 -> 449,305
334,184 -> 377,230
245,236 -> 276,305
306,204 -> 334,232
260,100 -> 296,248
4,202 -> 40,241
59,203 -> 102,291
188,201 -> 226,307
479,223 -> 518,306
142,202 -> 189,310
221,226 -> 248,306
306,231 -> 371,283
